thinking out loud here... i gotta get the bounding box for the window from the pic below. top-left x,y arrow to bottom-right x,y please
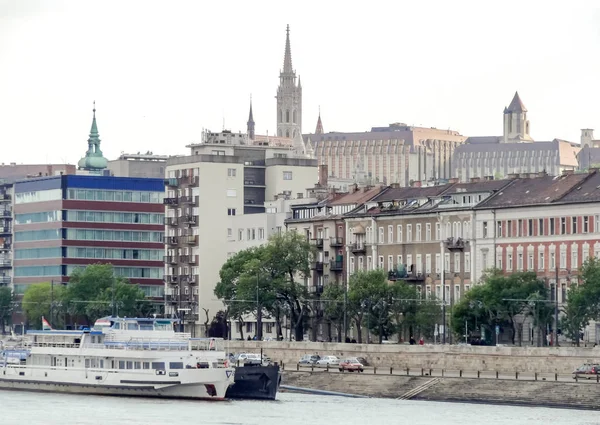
379,227 -> 384,244
283,171 -> 293,180
528,219 -> 533,237
425,254 -> 432,273
265,322 -> 273,333
350,257 -> 355,273
426,285 -> 432,299
584,216 -> 589,233
227,208 -> 236,216
396,255 -> 402,269
426,223 -> 431,241
15,229 -> 61,242
406,225 -> 412,242
538,251 -> 545,271
444,253 -> 450,272
388,226 -> 393,243
482,221 -> 488,238
560,249 -> 567,269
416,254 -> 422,274
538,218 -> 544,236
258,228 -> 265,240
238,229 -> 244,240
496,251 -> 502,270
528,253 -> 534,271
517,253 -> 523,270
496,221 -> 503,238
572,217 -> 577,234
454,285 -> 461,302
464,252 -> 470,272
387,255 -> 393,271
465,284 -> 471,293
226,189 -> 237,197
583,245 -> 590,262
406,255 -> 413,270
227,168 -> 236,177
507,220 -> 512,237
454,253 -> 460,273
416,224 -> 422,242
507,253 -> 513,271
435,223 -> 441,240
397,225 -> 402,243
367,256 -> 372,270
550,251 -> 556,269
517,219 -> 523,237
561,217 -> 566,235
435,254 -> 441,273
549,218 -> 555,235
572,250 -> 578,269
227,228 -> 233,238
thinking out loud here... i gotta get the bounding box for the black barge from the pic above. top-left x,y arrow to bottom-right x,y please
225,363 -> 281,400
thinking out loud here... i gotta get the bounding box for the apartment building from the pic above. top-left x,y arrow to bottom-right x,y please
164,137 -> 317,336
107,153 -> 168,178
12,175 -> 165,303
0,183 -> 13,288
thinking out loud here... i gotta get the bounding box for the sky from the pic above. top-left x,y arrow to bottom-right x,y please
2,0 -> 600,164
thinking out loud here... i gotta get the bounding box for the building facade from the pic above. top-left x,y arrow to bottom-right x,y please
0,183 -> 13,288
12,175 -> 165,302
107,153 -> 168,178
276,25 -> 302,139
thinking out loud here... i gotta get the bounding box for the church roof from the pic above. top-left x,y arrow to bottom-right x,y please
506,91 -> 527,113
315,109 -> 324,135
282,24 -> 293,74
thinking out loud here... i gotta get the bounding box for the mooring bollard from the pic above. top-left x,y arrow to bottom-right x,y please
555,373 -> 558,381
296,363 -> 299,371
406,368 -> 409,376
459,370 -> 463,378
374,367 -> 377,374
496,371 -> 499,379
326,364 -> 329,372
535,372 -> 537,381
421,368 -> 424,376
515,371 -> 519,380
429,368 -> 432,376
442,369 -> 444,377
311,364 -> 314,372
390,367 -> 393,375
477,371 -> 480,379
596,374 -> 599,383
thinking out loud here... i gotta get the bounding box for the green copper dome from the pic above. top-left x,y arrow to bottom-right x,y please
78,102 -> 108,172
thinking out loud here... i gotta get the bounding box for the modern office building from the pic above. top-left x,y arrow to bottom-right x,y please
12,175 -> 165,306
0,183 -> 13,288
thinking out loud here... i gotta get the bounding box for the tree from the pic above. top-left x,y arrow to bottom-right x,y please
0,287 -> 13,334
85,280 -> 147,319
322,283 -> 346,342
348,270 -> 388,343
208,310 -> 228,338
22,282 -> 66,329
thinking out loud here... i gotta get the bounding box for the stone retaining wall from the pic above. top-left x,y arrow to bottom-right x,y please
230,341 -> 600,374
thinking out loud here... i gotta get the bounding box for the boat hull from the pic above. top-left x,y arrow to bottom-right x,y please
225,364 -> 281,400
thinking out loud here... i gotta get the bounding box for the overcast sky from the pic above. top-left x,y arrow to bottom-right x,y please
1,0 -> 600,164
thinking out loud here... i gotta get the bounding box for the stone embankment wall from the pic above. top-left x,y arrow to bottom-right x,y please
282,371 -> 600,410
230,341 -> 600,374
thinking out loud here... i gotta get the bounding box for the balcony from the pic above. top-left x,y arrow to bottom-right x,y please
350,243 -> 366,254
166,295 -> 179,304
163,197 -> 179,206
310,284 -> 324,295
181,215 -> 198,226
329,260 -> 343,271
164,217 -> 178,226
180,255 -> 198,265
330,237 -> 344,247
166,275 -> 178,285
164,178 -> 178,188
179,196 -> 198,206
243,179 -> 266,187
315,239 -> 324,249
184,235 -> 198,245
388,267 -> 425,283
181,275 -> 198,285
0,193 -> 10,201
311,261 -> 324,272
0,276 -> 9,286
0,210 -> 11,218
164,255 -> 178,265
445,237 -> 467,252
0,243 -> 10,251
166,236 -> 179,246
0,227 -> 10,235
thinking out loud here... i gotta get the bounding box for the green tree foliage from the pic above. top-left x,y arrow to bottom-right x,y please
215,232 -> 315,341
22,282 -> 66,329
451,271 -> 550,345
322,283 -> 346,342
0,287 -> 13,334
22,264 -> 151,328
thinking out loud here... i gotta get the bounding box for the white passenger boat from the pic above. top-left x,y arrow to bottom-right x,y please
0,317 -> 234,400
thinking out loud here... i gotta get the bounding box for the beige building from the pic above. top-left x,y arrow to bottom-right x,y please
107,153 -> 168,178
164,136 -> 317,336
453,92 -> 580,181
304,123 -> 466,187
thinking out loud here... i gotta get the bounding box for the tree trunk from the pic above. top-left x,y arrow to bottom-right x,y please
355,317 -> 363,343
238,318 -> 245,341
256,308 -> 263,340
275,311 -> 283,340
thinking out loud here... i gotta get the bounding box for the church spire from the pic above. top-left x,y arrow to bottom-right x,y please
315,106 -> 324,134
247,95 -> 255,140
283,24 -> 293,74
78,101 -> 108,172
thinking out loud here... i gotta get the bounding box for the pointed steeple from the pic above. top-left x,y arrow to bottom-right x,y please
506,91 -> 527,113
283,24 -> 293,74
315,106 -> 324,134
247,95 -> 255,140
78,101 -> 108,172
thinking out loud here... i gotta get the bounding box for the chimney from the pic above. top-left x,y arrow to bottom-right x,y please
352,183 -> 359,193
318,164 -> 328,186
448,178 -> 459,184
412,180 -> 422,188
470,177 -> 481,183
507,173 -> 519,179
390,183 -> 400,189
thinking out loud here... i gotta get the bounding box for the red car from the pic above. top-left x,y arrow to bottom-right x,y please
339,357 -> 364,372
572,363 -> 600,379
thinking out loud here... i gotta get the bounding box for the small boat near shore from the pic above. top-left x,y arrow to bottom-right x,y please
0,317 -> 234,400
227,362 -> 281,400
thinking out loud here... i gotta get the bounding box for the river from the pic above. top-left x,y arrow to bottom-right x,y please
0,390 -> 597,424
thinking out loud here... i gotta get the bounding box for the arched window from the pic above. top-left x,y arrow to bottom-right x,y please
278,129 -> 282,137
286,110 -> 290,123
293,110 -> 296,124
286,130 -> 290,138
293,130 -> 296,138
279,109 -> 283,123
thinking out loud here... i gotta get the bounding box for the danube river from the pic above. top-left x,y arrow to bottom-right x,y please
0,391 -> 597,424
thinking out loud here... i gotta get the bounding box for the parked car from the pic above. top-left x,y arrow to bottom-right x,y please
356,356 -> 369,366
339,357 -> 365,372
299,354 -> 321,365
572,363 -> 600,379
316,355 -> 340,367
234,353 -> 265,365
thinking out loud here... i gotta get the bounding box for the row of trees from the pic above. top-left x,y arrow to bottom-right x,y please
215,232 -> 442,342
21,264 -> 154,329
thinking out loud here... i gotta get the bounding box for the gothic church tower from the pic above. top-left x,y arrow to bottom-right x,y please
276,25 -> 302,139
502,92 -> 532,143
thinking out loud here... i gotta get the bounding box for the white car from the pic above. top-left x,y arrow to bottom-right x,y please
316,355 -> 340,367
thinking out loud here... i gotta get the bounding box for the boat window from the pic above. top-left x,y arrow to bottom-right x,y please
134,362 -> 141,370
169,362 -> 183,369
126,361 -> 133,369
142,362 -> 150,370
99,359 -> 104,368
111,360 -> 115,369
139,323 -> 153,331
151,362 -> 165,370
85,359 -> 90,368
118,361 -> 125,369
113,323 -> 120,330
127,323 -> 138,330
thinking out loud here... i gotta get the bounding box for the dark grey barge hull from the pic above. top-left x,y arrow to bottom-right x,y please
225,364 -> 281,400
